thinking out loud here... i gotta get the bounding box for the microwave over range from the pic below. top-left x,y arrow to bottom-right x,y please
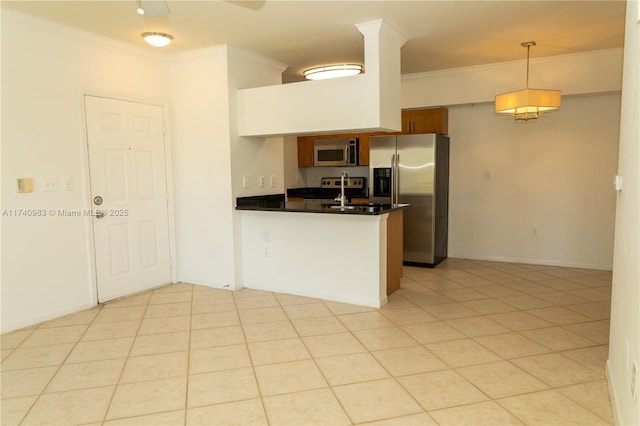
313,138 -> 359,167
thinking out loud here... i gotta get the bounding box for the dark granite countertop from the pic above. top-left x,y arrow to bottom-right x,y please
236,194 -> 408,216
287,187 -> 368,199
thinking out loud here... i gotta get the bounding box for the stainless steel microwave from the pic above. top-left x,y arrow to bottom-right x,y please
313,138 -> 359,166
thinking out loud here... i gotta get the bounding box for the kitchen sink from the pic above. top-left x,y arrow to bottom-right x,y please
323,203 -> 386,213
329,205 -> 358,210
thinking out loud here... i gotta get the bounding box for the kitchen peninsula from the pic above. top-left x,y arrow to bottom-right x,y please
237,194 -> 407,308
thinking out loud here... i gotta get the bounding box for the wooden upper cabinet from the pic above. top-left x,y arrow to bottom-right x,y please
297,136 -> 315,167
358,134 -> 370,166
402,107 -> 448,134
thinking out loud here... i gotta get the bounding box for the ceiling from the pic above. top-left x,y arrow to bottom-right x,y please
2,0 -> 626,83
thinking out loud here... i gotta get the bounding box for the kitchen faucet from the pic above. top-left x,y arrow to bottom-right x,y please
335,171 -> 349,208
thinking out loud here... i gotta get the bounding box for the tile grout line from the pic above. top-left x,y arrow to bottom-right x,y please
182,284 -> 194,426
232,290 -> 271,426
100,290 -> 154,424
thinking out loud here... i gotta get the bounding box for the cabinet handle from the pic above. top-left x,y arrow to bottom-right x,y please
311,152 -> 314,165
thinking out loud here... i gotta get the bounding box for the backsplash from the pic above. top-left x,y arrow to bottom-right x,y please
301,166 -> 368,187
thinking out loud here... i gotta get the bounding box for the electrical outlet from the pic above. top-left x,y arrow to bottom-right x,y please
530,227 -> 538,237
63,177 -> 74,191
270,175 -> 277,188
483,170 -> 491,181
259,175 -> 265,188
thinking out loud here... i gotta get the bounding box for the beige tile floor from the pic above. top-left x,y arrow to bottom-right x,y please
0,259 -> 614,425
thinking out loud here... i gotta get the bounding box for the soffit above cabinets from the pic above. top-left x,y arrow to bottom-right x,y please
237,19 -> 406,137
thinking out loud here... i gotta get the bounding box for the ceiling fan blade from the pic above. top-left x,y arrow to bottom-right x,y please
140,0 -> 170,17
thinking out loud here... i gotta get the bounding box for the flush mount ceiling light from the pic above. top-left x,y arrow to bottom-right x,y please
303,64 -> 363,80
495,41 -> 561,121
141,32 -> 173,47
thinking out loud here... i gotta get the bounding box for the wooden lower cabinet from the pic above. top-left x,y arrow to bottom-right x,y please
349,198 -> 370,205
386,209 -> 403,296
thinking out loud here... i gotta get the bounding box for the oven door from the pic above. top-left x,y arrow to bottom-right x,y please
314,142 -> 349,166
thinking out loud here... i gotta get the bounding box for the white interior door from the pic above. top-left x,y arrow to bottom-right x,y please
84,95 -> 172,303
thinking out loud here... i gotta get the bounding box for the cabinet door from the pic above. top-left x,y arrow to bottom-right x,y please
401,110 -> 413,133
297,137 -> 314,167
404,107 -> 448,134
411,108 -> 448,134
358,134 -> 370,166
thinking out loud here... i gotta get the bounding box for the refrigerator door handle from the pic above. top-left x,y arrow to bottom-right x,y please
395,154 -> 400,204
390,154 -> 396,204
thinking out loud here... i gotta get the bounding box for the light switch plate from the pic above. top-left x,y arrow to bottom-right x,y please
614,175 -> 623,191
242,176 -> 250,188
42,178 -> 58,192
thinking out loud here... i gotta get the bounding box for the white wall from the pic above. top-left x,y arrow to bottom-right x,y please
283,136 -> 305,189
607,1 -> 640,424
447,94 -> 619,269
240,210 -> 387,307
169,47 -> 236,288
402,48 -> 623,108
226,47 -> 288,288
169,45 -> 286,290
0,10 -> 171,332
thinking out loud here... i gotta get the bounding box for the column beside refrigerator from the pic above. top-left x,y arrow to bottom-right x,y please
369,133 -> 450,267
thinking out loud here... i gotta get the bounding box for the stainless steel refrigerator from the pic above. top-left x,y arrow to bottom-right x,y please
369,133 -> 450,267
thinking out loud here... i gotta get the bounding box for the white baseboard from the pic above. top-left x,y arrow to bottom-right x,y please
177,277 -> 236,291
244,283 -> 387,309
1,301 -> 96,334
448,254 -> 613,271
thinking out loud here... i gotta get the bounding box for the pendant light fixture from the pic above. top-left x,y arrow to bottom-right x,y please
303,64 -> 363,80
141,32 -> 173,47
495,41 -> 561,121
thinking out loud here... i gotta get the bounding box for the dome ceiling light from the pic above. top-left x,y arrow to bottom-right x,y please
141,32 -> 173,47
303,64 -> 363,80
